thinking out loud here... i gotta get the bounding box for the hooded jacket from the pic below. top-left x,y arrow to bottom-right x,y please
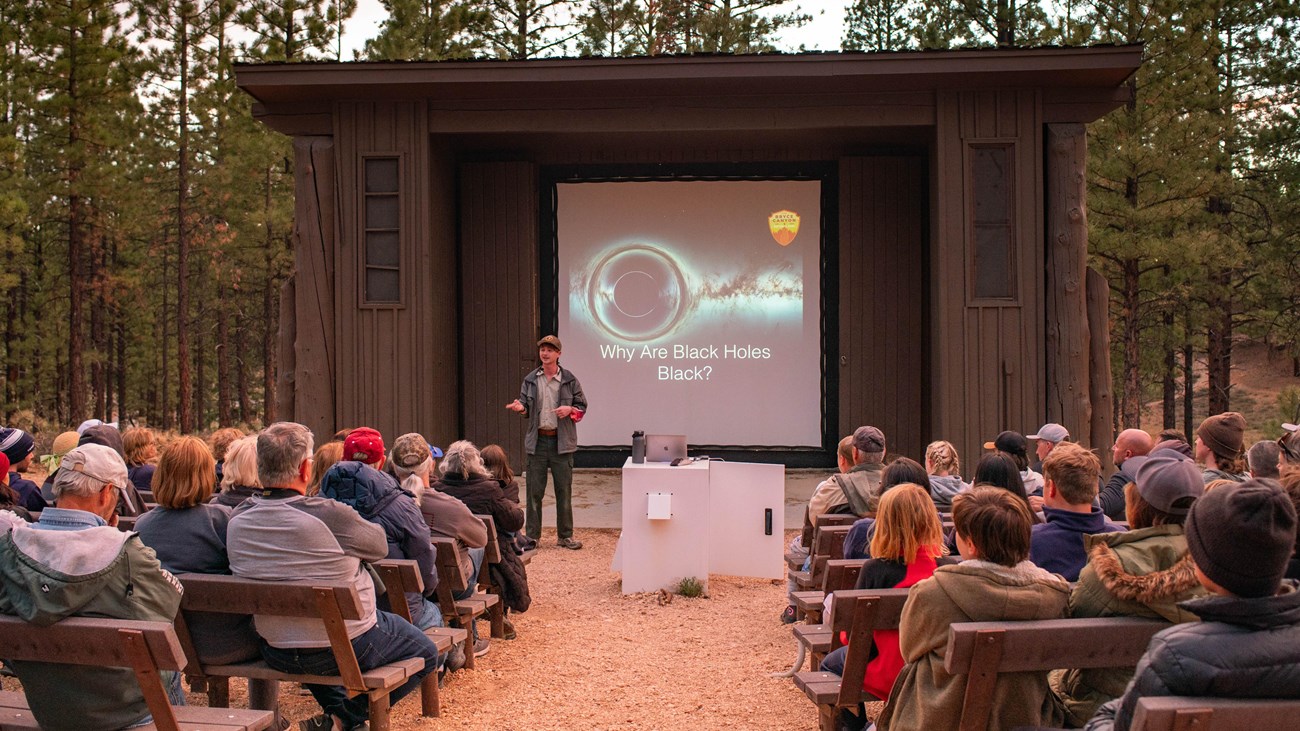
876,560 -> 1071,731
0,510 -> 183,731
929,474 -> 968,510
808,462 -> 884,520
434,474 -> 531,612
1084,583 -> 1300,731
320,462 -> 439,627
1049,525 -> 1206,726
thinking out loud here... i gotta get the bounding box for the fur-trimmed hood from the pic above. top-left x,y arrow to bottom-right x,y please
1073,524 -> 1207,624
1088,543 -> 1199,607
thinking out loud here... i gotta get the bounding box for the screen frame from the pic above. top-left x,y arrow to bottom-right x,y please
539,163 -> 839,468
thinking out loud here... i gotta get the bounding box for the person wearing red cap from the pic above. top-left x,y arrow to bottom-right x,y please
342,427 -> 386,467
505,335 -> 588,550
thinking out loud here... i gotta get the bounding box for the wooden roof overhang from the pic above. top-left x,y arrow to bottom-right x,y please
237,45 -> 1141,138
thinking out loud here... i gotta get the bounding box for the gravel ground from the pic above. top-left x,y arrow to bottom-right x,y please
4,527 -> 822,730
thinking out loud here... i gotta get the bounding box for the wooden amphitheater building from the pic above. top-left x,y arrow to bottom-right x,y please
237,45 -> 1141,468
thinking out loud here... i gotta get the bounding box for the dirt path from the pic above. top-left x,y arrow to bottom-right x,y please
264,527 -> 811,730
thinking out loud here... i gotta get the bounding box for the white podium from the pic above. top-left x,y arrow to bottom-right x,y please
616,458 -> 785,594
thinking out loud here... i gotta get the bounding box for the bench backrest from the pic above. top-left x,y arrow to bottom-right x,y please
373,559 -> 424,624
0,615 -> 187,731
828,588 -> 913,706
821,559 -> 867,593
174,573 -> 370,694
944,616 -> 1169,731
432,537 -> 472,616
477,514 -> 502,565
1132,696 -> 1300,731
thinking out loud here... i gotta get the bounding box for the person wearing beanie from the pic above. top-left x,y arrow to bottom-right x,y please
0,453 -> 33,521
1084,479 -> 1300,731
0,427 -> 43,513
1049,451 -> 1207,727
1195,411 -> 1250,484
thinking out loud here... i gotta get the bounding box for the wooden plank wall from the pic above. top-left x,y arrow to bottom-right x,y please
290,137 -> 336,440
838,156 -> 927,462
932,90 -> 1045,471
331,101 -> 456,446
459,162 -> 539,469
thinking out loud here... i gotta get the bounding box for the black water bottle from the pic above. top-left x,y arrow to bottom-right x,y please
631,431 -> 646,464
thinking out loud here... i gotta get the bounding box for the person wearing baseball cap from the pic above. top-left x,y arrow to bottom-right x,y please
0,442 -> 184,731
1086,479 -> 1300,730
984,430 -> 1046,499
505,335 -> 588,550
1027,422 -> 1070,469
342,426 -> 386,467
1195,411 -> 1250,485
1051,450 -> 1207,726
1278,424 -> 1300,473
0,427 -> 43,513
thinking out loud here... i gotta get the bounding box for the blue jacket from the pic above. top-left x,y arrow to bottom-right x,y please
320,462 -> 438,625
1030,506 -> 1124,581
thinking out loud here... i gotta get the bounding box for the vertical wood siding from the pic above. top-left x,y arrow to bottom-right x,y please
459,162 -> 539,469
838,156 -> 927,461
934,90 -> 1045,469
291,137 -> 337,441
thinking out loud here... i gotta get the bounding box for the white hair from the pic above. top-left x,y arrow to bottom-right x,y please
393,457 -> 432,499
440,440 -> 491,480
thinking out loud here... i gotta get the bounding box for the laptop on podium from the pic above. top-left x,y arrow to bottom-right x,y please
645,434 -> 688,463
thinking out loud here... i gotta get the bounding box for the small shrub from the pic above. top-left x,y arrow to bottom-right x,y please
675,576 -> 706,598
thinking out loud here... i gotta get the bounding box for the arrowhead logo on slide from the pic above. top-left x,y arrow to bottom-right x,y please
768,210 -> 800,246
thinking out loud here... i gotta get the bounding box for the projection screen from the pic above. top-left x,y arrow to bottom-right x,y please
556,179 -> 822,447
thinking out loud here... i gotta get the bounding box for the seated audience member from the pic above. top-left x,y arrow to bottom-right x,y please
435,440 -> 531,617
0,427 -> 44,512
0,444 -> 183,730
1028,422 -> 1071,473
209,427 -> 245,485
36,430 -> 80,503
1084,479 -> 1300,731
971,451 -> 1037,519
1248,439 -> 1281,479
123,427 -> 159,493
1280,424 -> 1300,474
79,424 -> 146,517
391,433 -> 486,659
0,453 -> 33,521
985,430 -> 1045,499
308,441 -> 344,496
227,422 -> 441,731
875,487 -> 1070,731
135,436 -> 263,666
1030,442 -> 1124,581
482,443 -> 535,553
821,484 -> 956,726
212,435 -> 262,507
1195,411 -> 1250,484
809,426 -> 888,520
1281,471 -> 1300,580
784,435 -> 855,623
1100,429 -> 1154,520
1049,450 -> 1207,727
844,457 -> 932,560
925,440 -> 967,510
322,429 -> 441,633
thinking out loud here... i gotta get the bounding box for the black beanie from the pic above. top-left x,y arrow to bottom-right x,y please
1185,478 -> 1297,598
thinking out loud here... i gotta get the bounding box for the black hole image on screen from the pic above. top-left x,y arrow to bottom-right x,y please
587,244 -> 687,342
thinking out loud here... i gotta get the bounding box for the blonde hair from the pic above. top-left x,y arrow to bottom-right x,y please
221,435 -> 261,490
153,436 -> 216,509
925,440 -> 960,475
1042,442 -> 1102,504
869,484 -> 945,563
209,427 -> 245,463
122,428 -> 158,466
307,441 -> 344,496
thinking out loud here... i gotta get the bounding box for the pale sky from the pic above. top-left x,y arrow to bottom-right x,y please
339,0 -> 847,59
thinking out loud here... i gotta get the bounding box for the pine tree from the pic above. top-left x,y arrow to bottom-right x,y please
842,0 -> 915,51
237,0 -> 355,61
577,0 -> 637,55
366,0 -> 488,60
477,0 -> 579,58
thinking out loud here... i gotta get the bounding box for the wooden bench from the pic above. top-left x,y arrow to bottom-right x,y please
1132,696 -> 1300,730
432,537 -> 502,669
373,559 -> 469,717
793,558 -> 867,623
792,587 -> 911,673
474,515 -> 510,638
793,524 -> 853,591
792,590 -> 911,731
173,573 -> 429,731
944,617 -> 1171,731
0,615 -> 274,731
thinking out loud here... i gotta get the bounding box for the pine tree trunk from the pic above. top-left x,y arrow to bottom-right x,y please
218,294 -> 232,425
1120,259 -> 1142,427
237,315 -> 251,424
67,38 -> 87,422
1162,308 -> 1176,429
262,167 -> 277,425
194,311 -> 205,430
1206,297 -> 1232,415
176,16 -> 193,433
1182,332 -> 1194,439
